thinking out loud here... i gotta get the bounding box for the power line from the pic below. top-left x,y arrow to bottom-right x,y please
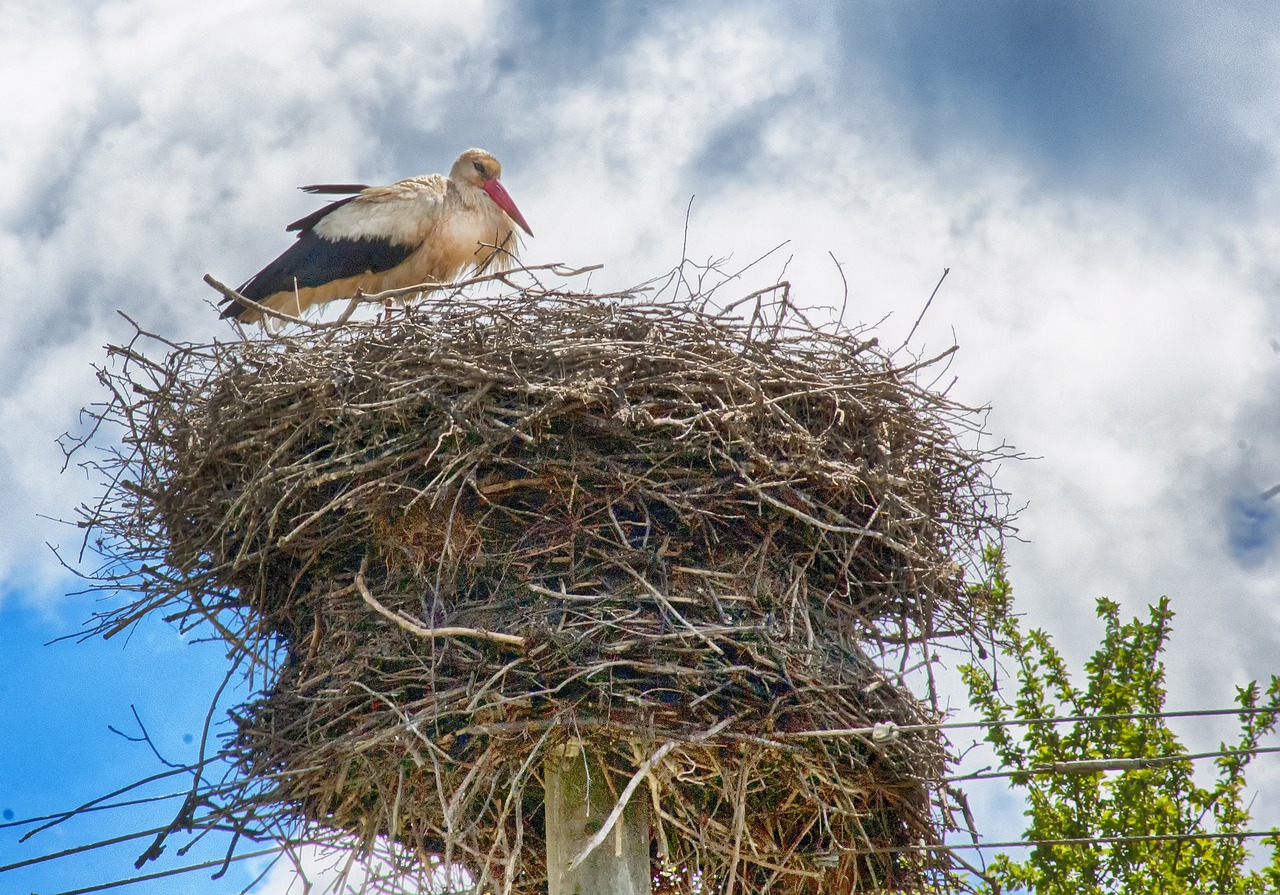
780,704 -> 1280,741
0,824 -> 175,875
947,705 -> 1280,731
949,743 -> 1280,782
0,809 -> 263,875
5,703 -> 1280,889
3,765 -> 195,838
0,789 -> 188,832
9,735 -> 1277,841
47,847 -> 279,895
903,827 -> 1280,854
9,813 -> 1280,890
4,706 -> 1278,837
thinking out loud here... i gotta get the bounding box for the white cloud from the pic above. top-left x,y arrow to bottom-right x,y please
509,6 -> 829,287
7,0 -> 1280,881
247,841 -> 471,895
0,0 -> 505,598
667,103 -> 1280,714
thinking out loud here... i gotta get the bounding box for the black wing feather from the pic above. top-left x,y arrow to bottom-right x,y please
222,192 -> 414,320
223,232 -> 414,316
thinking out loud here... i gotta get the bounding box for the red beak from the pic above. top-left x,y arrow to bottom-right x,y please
482,178 -> 534,237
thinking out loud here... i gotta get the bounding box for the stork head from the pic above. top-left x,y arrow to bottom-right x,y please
452,148 -> 534,237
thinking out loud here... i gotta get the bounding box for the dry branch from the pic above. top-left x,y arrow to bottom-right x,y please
69,265 -> 1012,893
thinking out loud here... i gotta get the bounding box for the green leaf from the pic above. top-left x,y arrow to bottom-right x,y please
964,549 -> 1280,895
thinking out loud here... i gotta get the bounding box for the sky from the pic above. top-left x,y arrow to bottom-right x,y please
4,0 -> 1280,891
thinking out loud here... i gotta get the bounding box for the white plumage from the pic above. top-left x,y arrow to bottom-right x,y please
222,149 -> 532,323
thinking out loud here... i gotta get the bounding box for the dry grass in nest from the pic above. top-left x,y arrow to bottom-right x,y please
72,265 -> 1010,893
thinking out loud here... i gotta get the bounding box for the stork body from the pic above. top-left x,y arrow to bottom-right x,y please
221,148 -> 533,322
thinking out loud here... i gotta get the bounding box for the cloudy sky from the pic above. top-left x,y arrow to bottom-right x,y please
5,1 -> 1280,891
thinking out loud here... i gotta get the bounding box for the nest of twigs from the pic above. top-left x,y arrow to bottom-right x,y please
78,267 -> 1007,893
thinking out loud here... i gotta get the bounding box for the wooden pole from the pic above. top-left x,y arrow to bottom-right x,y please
545,741 -> 652,895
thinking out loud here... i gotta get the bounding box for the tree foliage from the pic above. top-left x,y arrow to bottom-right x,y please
962,551 -> 1280,894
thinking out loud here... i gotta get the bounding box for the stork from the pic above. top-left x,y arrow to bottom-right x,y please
220,148 -> 533,323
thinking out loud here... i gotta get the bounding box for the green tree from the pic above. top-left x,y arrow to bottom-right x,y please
962,552 -> 1280,894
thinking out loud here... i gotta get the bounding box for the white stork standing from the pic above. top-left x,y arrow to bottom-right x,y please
221,148 -> 533,322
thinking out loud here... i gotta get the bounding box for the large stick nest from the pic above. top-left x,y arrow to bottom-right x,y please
78,269 -> 1009,893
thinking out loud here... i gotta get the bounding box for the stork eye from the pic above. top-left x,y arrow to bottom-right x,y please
472,161 -> 486,176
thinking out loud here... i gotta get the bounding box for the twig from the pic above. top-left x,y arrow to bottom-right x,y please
565,739 -> 678,873
203,263 -> 604,328
106,706 -> 182,769
201,275 -> 312,326
898,267 -> 950,352
565,714 -> 738,876
355,571 -> 525,648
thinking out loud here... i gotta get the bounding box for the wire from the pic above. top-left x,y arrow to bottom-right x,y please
2,765 -> 304,833
4,702 -> 1279,888
0,809 -> 261,875
0,789 -> 189,831
8,765 -> 196,839
4,706 -> 1277,838
47,847 -> 279,895
911,827 -> 1280,854
948,705 -> 1280,731
949,744 -> 1280,782
0,824 -> 175,874
780,704 -> 1280,740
